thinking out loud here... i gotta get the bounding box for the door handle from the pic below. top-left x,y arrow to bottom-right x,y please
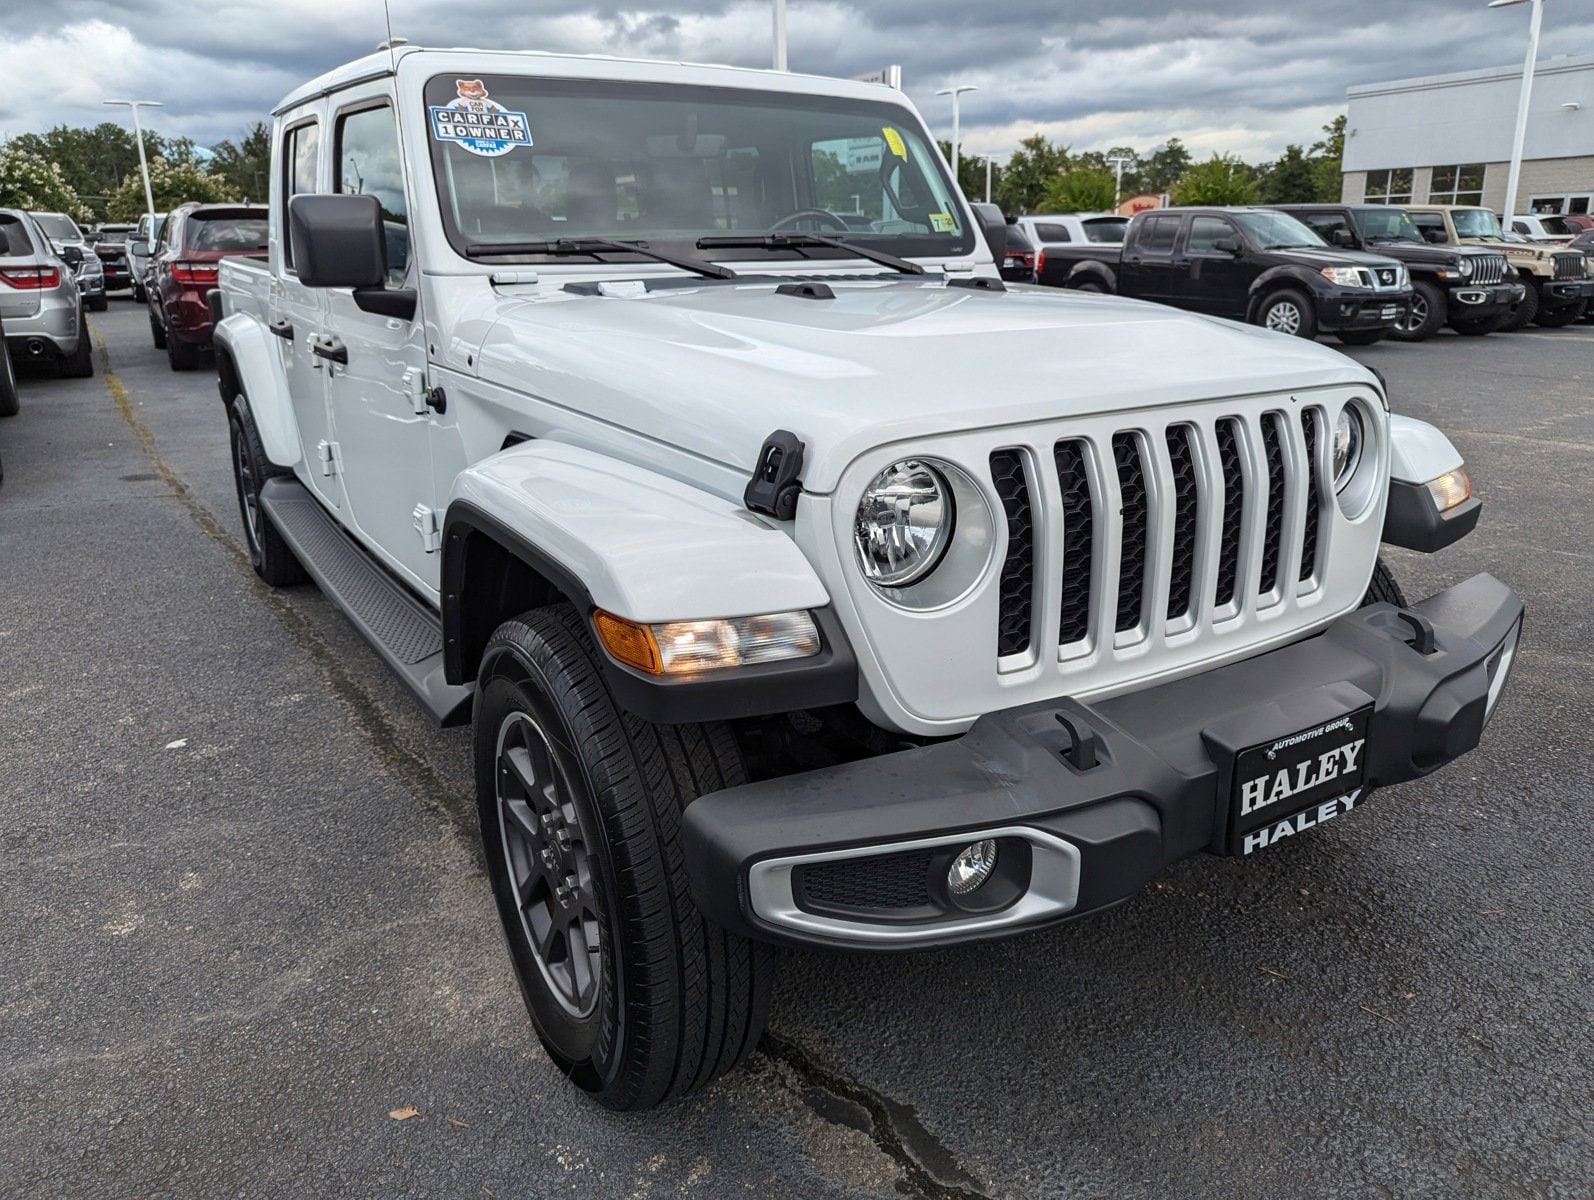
269,319 -> 294,341
311,336 -> 348,365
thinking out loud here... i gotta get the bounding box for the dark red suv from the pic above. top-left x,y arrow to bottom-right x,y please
145,204 -> 267,370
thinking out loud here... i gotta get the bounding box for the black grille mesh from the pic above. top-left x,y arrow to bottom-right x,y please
799,850 -> 933,912
1215,419 -> 1244,608
1300,410 -> 1320,583
1166,426 -> 1198,621
1553,253 -> 1586,281
990,450 -> 1034,657
1055,439 -> 1093,644
1259,415 -> 1286,595
1112,433 -> 1148,632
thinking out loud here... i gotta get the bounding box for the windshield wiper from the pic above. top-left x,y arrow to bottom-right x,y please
465,237 -> 736,280
696,233 -> 926,275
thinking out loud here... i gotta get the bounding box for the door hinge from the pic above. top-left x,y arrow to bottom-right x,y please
403,368 -> 429,416
316,439 -> 341,477
412,504 -> 441,553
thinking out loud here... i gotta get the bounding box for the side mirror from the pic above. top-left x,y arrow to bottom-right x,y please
968,202 -> 1009,265
59,244 -> 83,268
1329,229 -> 1354,248
289,193 -> 388,289
1213,237 -> 1241,255
129,240 -> 150,258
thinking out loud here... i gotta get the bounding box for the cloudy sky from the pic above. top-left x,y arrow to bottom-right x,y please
2,0 -> 1592,161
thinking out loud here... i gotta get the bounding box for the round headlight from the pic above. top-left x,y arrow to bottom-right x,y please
1333,407 -> 1364,492
1457,257 -> 1474,275
855,459 -> 954,587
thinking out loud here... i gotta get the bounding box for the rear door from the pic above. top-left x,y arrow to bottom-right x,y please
1181,214 -> 1249,317
1121,213 -> 1183,304
272,104 -> 343,510
320,90 -> 437,592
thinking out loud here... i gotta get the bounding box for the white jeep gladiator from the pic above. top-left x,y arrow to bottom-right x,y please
215,45 -> 1524,1110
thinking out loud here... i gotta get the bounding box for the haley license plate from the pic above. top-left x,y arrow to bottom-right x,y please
1230,707 -> 1371,855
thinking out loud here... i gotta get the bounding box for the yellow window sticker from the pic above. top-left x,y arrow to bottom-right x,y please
929,212 -> 956,233
882,127 -> 908,159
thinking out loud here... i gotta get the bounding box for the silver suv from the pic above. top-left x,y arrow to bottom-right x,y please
31,212 -> 108,313
0,210 -> 94,378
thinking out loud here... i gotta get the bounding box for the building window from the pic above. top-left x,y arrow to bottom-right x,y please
1364,168 -> 1413,205
1530,193 -> 1592,216
1430,164 -> 1486,207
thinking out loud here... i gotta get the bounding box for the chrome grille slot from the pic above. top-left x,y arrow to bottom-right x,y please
990,449 -> 1034,658
1053,439 -> 1093,646
1472,254 -> 1506,286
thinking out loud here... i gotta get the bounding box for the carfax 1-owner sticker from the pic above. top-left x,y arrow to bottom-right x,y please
430,80 -> 532,157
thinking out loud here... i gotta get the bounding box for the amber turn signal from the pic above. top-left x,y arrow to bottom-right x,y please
592,610 -> 661,674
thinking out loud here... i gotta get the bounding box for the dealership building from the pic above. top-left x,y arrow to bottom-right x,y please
1341,53 -> 1593,216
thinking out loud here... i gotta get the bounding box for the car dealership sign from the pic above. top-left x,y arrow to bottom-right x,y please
1118,193 -> 1164,216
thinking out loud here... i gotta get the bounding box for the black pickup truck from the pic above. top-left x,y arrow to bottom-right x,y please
1270,204 -> 1522,340
1057,206 -> 1414,344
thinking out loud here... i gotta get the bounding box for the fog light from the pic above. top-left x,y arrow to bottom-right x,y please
947,840 -> 999,895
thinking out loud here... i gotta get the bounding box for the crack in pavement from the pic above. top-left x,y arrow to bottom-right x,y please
762,1032 -> 994,1199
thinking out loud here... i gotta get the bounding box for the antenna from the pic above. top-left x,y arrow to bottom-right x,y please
378,0 -> 403,66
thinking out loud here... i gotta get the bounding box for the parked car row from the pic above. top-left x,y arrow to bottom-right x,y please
1020,203 -> 1592,343
136,203 -> 267,371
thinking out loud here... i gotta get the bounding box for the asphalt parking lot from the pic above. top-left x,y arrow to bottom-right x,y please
2,302 -> 1590,1200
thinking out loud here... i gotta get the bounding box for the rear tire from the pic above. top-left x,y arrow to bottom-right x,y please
1499,279 -> 1538,331
1390,280 -> 1445,342
89,294 -> 109,313
149,308 -> 167,350
228,396 -> 308,587
1335,329 -> 1386,346
1257,289 -> 1318,340
475,605 -> 773,1111
1360,558 -> 1407,609
1072,280 -> 1107,293
167,333 -> 201,372
60,328 -> 94,379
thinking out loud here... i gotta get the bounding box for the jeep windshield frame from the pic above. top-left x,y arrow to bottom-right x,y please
421,74 -> 974,269
1451,209 -> 1503,239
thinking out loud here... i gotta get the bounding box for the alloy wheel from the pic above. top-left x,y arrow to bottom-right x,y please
1397,293 -> 1428,333
1265,301 -> 1303,335
495,711 -> 602,1018
233,431 -> 260,548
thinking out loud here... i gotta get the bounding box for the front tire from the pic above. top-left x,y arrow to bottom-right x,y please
149,308 -> 167,349
60,329 -> 94,379
167,333 -> 201,371
1360,558 -> 1407,608
1499,279 -> 1538,331
1257,289 -> 1318,339
89,294 -> 109,313
475,606 -> 773,1110
1533,300 -> 1586,329
1449,311 -> 1505,336
228,396 -> 307,587
1390,280 -> 1445,342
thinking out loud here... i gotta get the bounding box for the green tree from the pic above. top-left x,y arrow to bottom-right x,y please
937,140 -> 994,203
0,141 -> 91,220
105,155 -> 236,220
995,135 -> 1070,215
1171,154 -> 1259,206
1310,114 -> 1348,202
1041,167 -> 1118,213
1141,138 -> 1192,195
9,122 -> 166,219
211,123 -> 272,202
1260,144 -> 1319,204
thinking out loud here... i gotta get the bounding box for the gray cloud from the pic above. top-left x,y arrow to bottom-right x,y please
1,0 -> 1589,160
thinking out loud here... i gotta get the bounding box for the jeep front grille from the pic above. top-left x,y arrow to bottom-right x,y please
992,407 -> 1329,660
1470,254 -> 1507,286
1553,252 -> 1588,281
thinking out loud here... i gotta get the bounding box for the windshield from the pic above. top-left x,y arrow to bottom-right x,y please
1354,207 -> 1421,243
1083,218 -> 1127,244
1231,210 -> 1325,250
32,214 -> 81,242
424,75 -> 972,265
1452,209 -> 1502,238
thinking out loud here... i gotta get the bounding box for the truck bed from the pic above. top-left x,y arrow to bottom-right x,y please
1037,242 -> 1123,289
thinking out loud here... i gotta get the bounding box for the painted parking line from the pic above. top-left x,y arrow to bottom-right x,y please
1509,331 -> 1594,342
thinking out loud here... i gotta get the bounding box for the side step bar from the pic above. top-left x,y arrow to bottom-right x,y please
260,477 -> 473,726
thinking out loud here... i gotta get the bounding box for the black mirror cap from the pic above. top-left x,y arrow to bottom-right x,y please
968,202 -> 1008,265
1331,229 -> 1355,247
288,193 -> 387,289
59,244 -> 83,267
1214,237 -> 1242,254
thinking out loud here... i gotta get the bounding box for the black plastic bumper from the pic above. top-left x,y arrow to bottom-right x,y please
682,574 -> 1523,950
1314,287 -> 1412,331
1543,280 -> 1594,305
1383,478 -> 1481,552
1445,281 -> 1521,317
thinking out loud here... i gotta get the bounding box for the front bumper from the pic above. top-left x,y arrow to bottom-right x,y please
1542,279 -> 1594,305
1446,280 -> 1522,317
683,574 -> 1523,950
1314,286 -> 1412,331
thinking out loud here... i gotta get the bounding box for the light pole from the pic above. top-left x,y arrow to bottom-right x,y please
772,0 -> 787,71
1107,154 -> 1135,210
103,99 -> 162,233
935,84 -> 978,182
978,154 -> 998,204
1489,0 -> 1544,219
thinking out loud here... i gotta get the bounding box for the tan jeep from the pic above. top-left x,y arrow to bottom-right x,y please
1404,204 -> 1592,330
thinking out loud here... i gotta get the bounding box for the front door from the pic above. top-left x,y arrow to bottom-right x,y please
320,93 -> 438,594
1181,215 -> 1250,318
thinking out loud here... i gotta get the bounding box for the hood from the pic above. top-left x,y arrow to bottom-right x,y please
1268,247 -> 1401,270
472,278 -> 1378,494
1357,239 -> 1476,267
